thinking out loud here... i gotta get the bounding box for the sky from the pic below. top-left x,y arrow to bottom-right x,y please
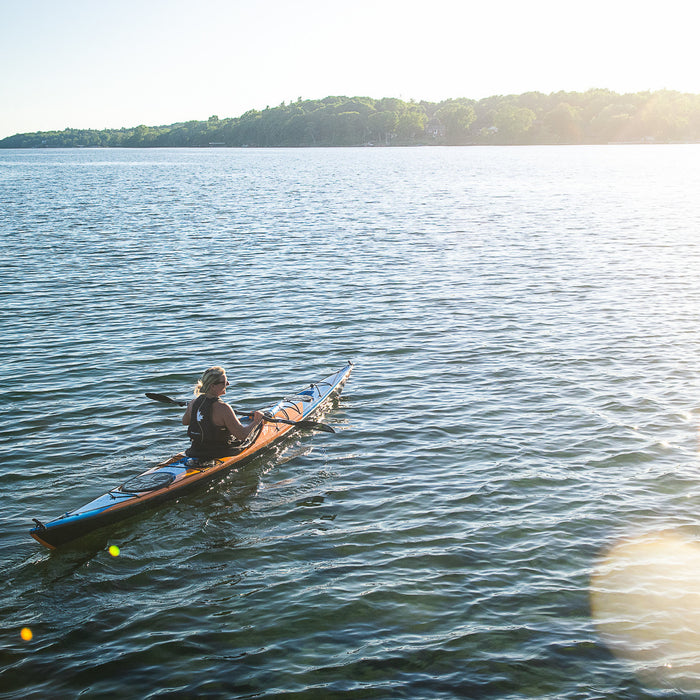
1,0 -> 699,139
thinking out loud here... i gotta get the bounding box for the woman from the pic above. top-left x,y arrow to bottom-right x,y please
182,366 -> 265,458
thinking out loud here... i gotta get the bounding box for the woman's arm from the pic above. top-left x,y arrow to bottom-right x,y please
217,403 -> 264,441
182,399 -> 194,426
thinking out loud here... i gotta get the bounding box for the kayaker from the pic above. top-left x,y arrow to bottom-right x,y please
183,366 -> 265,458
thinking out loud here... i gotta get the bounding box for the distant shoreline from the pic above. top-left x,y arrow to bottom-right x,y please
3,90 -> 700,148
4,141 -> 699,149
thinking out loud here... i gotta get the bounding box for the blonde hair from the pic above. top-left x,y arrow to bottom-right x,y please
194,366 -> 226,396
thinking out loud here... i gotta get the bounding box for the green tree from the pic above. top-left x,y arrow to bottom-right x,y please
589,104 -> 634,142
368,110 -> 398,144
628,91 -> 690,142
334,111 -> 364,145
544,102 -> 583,143
435,103 -> 476,144
396,105 -> 427,141
493,105 -> 535,143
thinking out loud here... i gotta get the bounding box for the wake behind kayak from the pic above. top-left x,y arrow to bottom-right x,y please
30,363 -> 353,549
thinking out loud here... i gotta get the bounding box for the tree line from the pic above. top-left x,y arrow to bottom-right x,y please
3,90 -> 700,148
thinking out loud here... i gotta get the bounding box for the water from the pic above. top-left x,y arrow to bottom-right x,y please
2,145 -> 700,698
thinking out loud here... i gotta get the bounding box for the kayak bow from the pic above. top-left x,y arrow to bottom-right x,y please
30,363 -> 353,549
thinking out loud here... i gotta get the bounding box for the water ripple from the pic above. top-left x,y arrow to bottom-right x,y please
2,146 -> 700,698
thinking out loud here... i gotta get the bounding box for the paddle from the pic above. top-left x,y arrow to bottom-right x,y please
145,392 -> 335,433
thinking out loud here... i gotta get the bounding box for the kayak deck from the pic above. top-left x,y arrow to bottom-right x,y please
30,363 -> 353,549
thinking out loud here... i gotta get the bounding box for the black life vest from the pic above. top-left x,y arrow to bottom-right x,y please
186,395 -> 242,458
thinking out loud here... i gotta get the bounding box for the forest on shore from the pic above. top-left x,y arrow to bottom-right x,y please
3,89 -> 700,148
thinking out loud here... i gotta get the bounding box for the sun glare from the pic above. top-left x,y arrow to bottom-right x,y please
591,531 -> 700,691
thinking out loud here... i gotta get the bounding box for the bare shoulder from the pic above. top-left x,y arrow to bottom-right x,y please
216,400 -> 236,415
212,400 -> 237,424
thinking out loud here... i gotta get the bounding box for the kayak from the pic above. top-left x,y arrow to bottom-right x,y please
30,363 -> 353,549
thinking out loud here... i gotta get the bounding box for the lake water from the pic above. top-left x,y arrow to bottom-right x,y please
2,145 -> 700,698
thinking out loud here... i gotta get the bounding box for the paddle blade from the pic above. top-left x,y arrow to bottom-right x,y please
146,392 -> 187,407
298,420 -> 335,433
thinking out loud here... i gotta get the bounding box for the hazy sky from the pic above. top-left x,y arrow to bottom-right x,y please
2,0 -> 699,138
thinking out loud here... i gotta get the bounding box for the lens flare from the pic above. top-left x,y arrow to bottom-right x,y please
20,627 -> 33,641
591,530 -> 700,692
108,545 -> 120,557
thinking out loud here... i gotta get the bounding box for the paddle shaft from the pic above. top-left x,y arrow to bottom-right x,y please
145,392 -> 335,433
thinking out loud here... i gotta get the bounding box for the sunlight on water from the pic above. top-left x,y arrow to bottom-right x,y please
591,531 -> 700,692
2,145 -> 700,698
